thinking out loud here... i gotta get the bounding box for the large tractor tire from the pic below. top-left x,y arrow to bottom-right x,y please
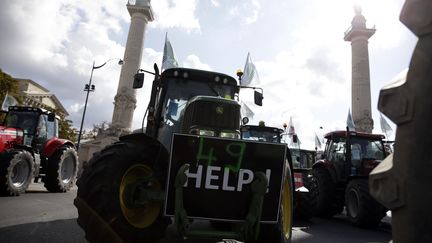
345,179 -> 387,228
74,139 -> 170,243
313,167 -> 343,217
0,150 -> 35,196
43,146 -> 78,192
257,164 -> 293,243
293,174 -> 318,220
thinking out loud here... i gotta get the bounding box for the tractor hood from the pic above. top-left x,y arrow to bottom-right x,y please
181,96 -> 241,134
0,126 -> 24,152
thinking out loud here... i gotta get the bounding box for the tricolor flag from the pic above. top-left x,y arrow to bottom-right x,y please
162,33 -> 179,71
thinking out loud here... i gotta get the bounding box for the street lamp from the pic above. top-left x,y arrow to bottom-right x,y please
76,58 -> 123,149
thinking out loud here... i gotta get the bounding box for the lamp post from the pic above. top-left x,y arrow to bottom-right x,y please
76,58 -> 123,149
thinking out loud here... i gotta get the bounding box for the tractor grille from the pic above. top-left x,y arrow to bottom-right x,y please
181,97 -> 240,133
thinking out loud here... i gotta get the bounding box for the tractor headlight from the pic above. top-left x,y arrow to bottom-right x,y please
220,131 -> 240,139
190,128 -> 215,137
199,129 -> 215,136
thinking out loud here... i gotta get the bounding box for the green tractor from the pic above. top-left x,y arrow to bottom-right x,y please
240,123 -> 318,220
74,67 -> 293,243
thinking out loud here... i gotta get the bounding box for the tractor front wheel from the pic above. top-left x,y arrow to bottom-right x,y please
257,165 -> 293,243
293,174 -> 318,220
313,167 -> 342,217
43,146 -> 78,192
0,150 -> 35,196
345,179 -> 387,228
74,139 -> 169,243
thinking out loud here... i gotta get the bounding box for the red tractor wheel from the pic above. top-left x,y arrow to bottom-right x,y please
0,150 -> 35,196
345,179 -> 387,228
43,146 -> 78,192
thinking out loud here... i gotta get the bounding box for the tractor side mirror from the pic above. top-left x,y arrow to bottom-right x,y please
293,134 -> 298,143
254,90 -> 263,106
133,73 -> 145,89
47,113 -> 55,122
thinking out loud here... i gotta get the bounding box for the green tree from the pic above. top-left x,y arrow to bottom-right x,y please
0,69 -> 20,102
0,69 -> 21,122
45,107 -> 77,142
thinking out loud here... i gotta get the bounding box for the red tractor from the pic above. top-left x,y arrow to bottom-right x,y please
312,130 -> 388,227
0,106 -> 78,196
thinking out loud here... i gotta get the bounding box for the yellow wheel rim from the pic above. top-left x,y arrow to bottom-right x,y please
282,179 -> 292,239
119,164 -> 162,229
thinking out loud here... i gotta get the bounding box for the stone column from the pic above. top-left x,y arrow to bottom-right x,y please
344,6 -> 375,133
111,0 -> 154,134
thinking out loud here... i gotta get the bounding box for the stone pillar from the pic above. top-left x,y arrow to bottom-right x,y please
344,6 -> 375,133
111,0 -> 154,133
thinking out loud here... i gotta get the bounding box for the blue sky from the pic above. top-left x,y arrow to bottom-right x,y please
0,0 -> 416,148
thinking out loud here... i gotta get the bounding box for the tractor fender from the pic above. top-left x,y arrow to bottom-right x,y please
42,138 -> 76,158
118,133 -> 170,170
312,160 -> 337,183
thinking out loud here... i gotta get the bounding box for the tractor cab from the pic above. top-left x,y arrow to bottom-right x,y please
240,124 -> 283,143
321,131 -> 386,180
136,68 -> 263,150
2,106 -> 58,150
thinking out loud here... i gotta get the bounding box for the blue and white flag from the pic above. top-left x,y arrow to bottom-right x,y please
240,101 -> 254,119
1,93 -> 18,111
380,113 -> 393,138
288,117 -> 296,136
315,133 -> 322,149
162,33 -> 178,71
347,109 -> 356,132
241,52 -> 260,86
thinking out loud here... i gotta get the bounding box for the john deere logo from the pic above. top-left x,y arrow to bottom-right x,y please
216,106 -> 224,115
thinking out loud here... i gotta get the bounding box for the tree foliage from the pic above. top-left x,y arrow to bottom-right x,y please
45,107 -> 77,142
0,69 -> 20,101
0,69 -> 21,121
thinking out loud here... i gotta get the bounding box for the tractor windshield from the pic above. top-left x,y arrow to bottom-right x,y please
157,78 -> 237,149
242,130 -> 281,143
350,137 -> 385,161
5,111 -> 39,134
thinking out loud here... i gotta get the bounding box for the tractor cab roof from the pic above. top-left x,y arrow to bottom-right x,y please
241,125 -> 284,135
324,130 -> 385,140
8,106 -> 60,120
161,68 -> 239,88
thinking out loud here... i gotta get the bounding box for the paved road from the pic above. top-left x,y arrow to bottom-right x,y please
0,183 -> 392,243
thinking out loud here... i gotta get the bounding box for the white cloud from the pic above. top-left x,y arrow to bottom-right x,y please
210,0 -> 220,7
151,0 -> 200,32
182,55 -> 212,71
228,0 -> 261,25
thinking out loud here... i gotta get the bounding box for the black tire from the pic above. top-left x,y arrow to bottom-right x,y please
43,146 -> 78,192
345,179 -> 387,228
74,139 -> 170,243
0,150 -> 35,196
293,174 -> 318,220
313,167 -> 342,217
257,164 -> 293,243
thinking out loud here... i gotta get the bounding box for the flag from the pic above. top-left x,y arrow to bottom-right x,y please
1,93 -> 18,111
347,109 -> 356,131
240,101 -> 254,119
161,33 -> 178,71
288,117 -> 296,136
241,52 -> 260,86
380,113 -> 393,138
315,133 -> 322,149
